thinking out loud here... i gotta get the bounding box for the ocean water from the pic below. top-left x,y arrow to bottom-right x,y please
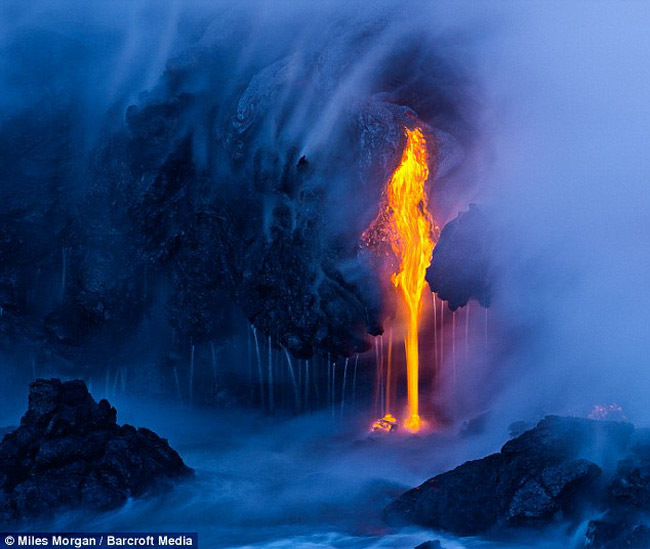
6,394 -> 585,549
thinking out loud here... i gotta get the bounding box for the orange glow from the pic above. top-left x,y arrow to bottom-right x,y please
365,127 -> 437,433
371,413 -> 397,433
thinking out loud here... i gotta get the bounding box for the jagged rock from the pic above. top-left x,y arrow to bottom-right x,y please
573,427 -> 650,548
0,379 -> 192,524
608,428 -> 650,511
385,416 -> 633,536
583,428 -> 650,547
426,204 -> 492,311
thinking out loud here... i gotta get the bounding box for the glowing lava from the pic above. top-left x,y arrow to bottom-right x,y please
365,127 -> 437,433
371,413 -> 398,433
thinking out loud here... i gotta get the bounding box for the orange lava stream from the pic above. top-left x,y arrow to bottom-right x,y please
385,127 -> 436,433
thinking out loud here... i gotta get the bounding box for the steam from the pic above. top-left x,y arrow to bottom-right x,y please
1,2 -> 649,547
473,2 -> 650,426
1,0 -> 649,436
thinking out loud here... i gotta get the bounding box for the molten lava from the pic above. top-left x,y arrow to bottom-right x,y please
371,414 -> 398,433
364,127 -> 437,433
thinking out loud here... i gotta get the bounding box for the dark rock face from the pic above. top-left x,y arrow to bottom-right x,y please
389,454 -> 504,535
0,379 -> 192,524
385,416 -> 633,536
426,204 -> 492,311
585,520 -> 650,549
584,428 -> 650,548
0,11 -> 476,385
608,456 -> 650,510
608,429 -> 650,511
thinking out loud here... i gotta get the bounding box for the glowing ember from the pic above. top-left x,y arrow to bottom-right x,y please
588,403 -> 627,421
363,127 -> 438,433
371,413 -> 398,433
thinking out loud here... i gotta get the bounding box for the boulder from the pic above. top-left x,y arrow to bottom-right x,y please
0,379 -> 192,524
385,416 -> 633,536
426,204 -> 492,311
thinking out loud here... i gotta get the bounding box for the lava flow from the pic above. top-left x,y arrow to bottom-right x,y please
364,126 -> 437,433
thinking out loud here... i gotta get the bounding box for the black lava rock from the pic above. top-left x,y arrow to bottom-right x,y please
608,428 -> 650,512
585,520 -> 650,549
0,16 -> 475,375
385,416 -> 633,536
0,379 -> 192,524
426,204 -> 492,311
608,456 -> 650,510
585,428 -> 650,548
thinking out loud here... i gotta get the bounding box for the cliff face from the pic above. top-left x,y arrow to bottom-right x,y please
0,18 -> 473,377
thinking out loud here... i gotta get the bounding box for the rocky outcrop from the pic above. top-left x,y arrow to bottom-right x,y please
608,428 -> 650,510
0,379 -> 192,524
385,416 -> 633,536
584,428 -> 650,548
585,520 -> 650,549
414,541 -> 445,549
426,204 -> 492,311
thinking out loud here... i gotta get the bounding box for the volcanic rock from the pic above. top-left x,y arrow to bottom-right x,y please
582,428 -> 650,548
609,456 -> 650,511
426,204 -> 492,311
607,428 -> 650,511
585,520 -> 650,549
385,416 -> 633,536
0,17 -> 476,373
0,379 -> 192,524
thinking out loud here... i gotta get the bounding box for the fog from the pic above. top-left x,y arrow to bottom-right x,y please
1,1 -> 650,547
22,395 -> 571,548
475,1 -> 650,428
